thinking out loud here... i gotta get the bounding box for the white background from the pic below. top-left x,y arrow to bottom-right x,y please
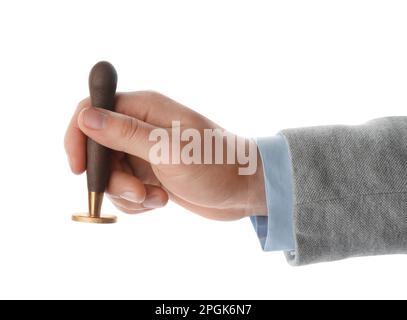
0,0 -> 406,300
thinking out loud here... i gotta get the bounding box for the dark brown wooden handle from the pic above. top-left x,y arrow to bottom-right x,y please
87,61 -> 118,193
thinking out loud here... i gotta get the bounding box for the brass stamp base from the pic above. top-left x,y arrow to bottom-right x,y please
72,192 -> 117,224
72,214 -> 117,224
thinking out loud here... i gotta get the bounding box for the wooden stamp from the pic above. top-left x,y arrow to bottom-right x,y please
72,61 -> 118,224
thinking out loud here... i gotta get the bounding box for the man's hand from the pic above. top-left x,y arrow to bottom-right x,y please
64,91 -> 266,221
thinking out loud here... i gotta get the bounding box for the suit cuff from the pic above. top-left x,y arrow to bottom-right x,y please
250,134 -> 295,251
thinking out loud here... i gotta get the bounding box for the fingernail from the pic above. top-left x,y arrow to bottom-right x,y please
120,192 -> 144,203
82,108 -> 107,130
143,194 -> 164,208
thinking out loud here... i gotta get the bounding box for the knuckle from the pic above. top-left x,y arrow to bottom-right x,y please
139,90 -> 162,101
121,117 -> 140,150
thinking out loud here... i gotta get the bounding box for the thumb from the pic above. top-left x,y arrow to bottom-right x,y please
78,107 -> 159,162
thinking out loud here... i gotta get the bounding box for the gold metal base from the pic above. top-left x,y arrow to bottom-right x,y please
72,191 -> 117,224
72,214 -> 117,224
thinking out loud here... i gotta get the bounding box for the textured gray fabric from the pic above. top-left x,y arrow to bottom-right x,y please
281,117 -> 407,265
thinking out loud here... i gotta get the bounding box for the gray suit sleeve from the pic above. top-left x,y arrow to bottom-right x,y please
280,117 -> 407,265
